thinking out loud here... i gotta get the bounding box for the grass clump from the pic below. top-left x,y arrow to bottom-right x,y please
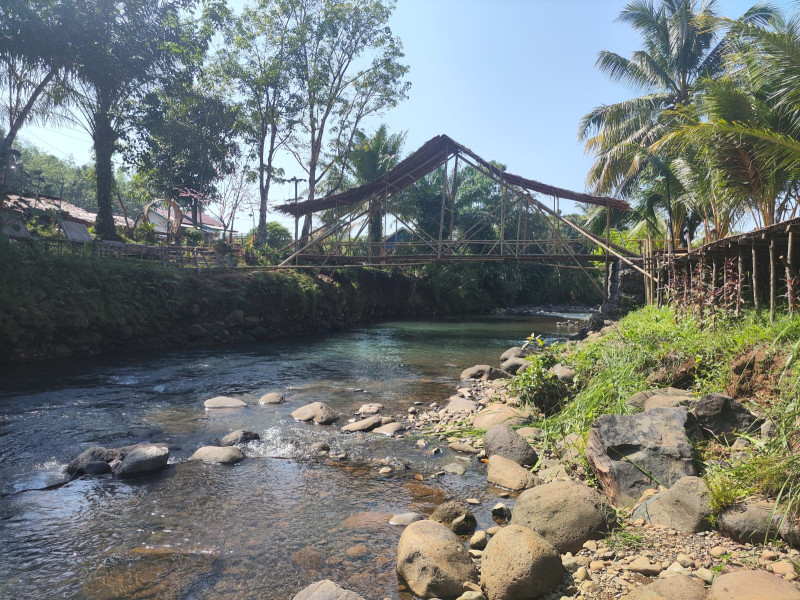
605,527 -> 646,550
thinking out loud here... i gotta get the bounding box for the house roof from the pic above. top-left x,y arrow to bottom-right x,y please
276,134 -> 631,217
3,194 -> 128,227
151,207 -> 225,230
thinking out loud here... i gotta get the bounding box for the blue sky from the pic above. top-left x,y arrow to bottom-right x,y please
19,0 -> 795,231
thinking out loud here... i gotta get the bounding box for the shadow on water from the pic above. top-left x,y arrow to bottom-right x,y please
0,314 -> 584,599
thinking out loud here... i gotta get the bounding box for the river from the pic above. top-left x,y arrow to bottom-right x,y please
0,314 -> 583,600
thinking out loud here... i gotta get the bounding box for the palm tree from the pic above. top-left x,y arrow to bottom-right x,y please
580,0 -> 778,242
347,124 -> 406,245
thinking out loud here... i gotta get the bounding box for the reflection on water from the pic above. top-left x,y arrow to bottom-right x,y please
0,314 -> 583,599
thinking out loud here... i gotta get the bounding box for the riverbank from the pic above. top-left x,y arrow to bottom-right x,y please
365,304 -> 800,600
0,240 -> 600,364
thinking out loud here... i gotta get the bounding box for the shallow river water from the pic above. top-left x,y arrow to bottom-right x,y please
0,314 -> 582,600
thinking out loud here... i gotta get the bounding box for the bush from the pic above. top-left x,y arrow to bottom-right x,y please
183,228 -> 204,246
509,337 -> 568,413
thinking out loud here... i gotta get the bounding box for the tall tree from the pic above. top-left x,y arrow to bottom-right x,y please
579,0 -> 777,243
0,0 -> 69,186
221,0 -> 299,247
283,0 -> 410,242
346,124 -> 405,244
68,0 -> 214,237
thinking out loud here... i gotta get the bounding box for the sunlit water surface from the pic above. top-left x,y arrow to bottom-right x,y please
0,314 -> 583,599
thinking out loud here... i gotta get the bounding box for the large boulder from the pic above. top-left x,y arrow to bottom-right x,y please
480,524 -> 562,600
396,520 -> 479,599
430,501 -> 477,535
487,455 -> 539,491
292,579 -> 365,600
219,430 -> 260,446
460,365 -> 508,381
620,574 -> 706,600
341,416 -> 383,433
484,424 -> 538,466
693,393 -> 760,442
66,446 -> 122,476
708,570 -> 800,600
632,476 -> 712,532
189,446 -> 245,464
511,479 -> 614,553
586,408 -> 699,506
718,500 -> 798,545
114,445 -> 169,477
291,402 -> 339,425
204,396 -> 247,409
472,404 -> 531,429
445,396 -> 478,414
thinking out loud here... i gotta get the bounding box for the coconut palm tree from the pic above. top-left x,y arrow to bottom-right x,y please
580,0 -> 778,243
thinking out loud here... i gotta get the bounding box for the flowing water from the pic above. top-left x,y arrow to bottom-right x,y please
0,314 -> 584,600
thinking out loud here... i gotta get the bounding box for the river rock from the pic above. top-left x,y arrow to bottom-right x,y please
621,574 -> 706,600
291,402 -> 339,425
396,520 -> 479,599
446,397 -> 479,413
470,530 -> 487,549
373,422 -> 405,436
188,323 -> 207,339
487,455 -> 538,491
219,430 -> 260,446
480,524 -> 562,600
204,396 -> 247,409
586,407 -> 699,506
114,445 -> 169,477
501,346 -> 531,361
449,442 -> 480,454
189,446 -> 245,464
66,446 -> 123,475
708,570 -> 800,600
550,363 -> 576,383
643,393 -> 696,411
258,392 -> 285,405
292,579 -> 366,600
460,365 -> 508,381
342,416 -> 383,432
632,476 -> 712,532
431,501 -> 478,534
390,512 -> 424,526
484,424 -> 538,466
472,404 -> 531,429
82,461 -> 112,475
309,441 -> 330,455
501,357 -> 528,375
628,388 -> 691,410
357,403 -> 383,415
718,500 -> 798,545
225,309 -> 245,326
443,462 -> 466,476
693,393 -> 760,442
511,479 -> 613,553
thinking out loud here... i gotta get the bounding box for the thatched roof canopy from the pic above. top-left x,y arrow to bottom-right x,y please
276,134 -> 630,217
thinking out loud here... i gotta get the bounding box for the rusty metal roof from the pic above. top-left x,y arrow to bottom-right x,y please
276,134 -> 630,217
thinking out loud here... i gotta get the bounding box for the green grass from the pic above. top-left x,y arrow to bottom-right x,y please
509,303 -> 800,525
605,527 -> 646,550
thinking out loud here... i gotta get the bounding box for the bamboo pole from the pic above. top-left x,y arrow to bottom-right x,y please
737,249 -> 743,318
752,243 -> 761,312
787,231 -> 795,314
604,207 -> 610,303
770,237 -> 777,323
438,162 -> 448,259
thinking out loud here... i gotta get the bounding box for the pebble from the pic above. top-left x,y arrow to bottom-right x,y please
470,530 -> 487,550
628,556 -> 662,576
465,498 -> 480,505
710,545 -> 728,558
574,566 -> 590,581
378,467 -> 392,474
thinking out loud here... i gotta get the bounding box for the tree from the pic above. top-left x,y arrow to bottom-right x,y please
68,0 -> 214,237
283,0 -> 410,242
0,0 -> 70,187
579,0 -> 777,244
208,165 -> 255,241
221,0 -> 299,247
130,80 -> 240,224
346,124 -> 405,243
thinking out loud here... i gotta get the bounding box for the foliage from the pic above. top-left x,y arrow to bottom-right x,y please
182,228 -> 204,246
605,527 -> 646,550
509,337 -> 569,412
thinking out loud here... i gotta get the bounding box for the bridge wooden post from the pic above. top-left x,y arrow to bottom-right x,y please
438,161 -> 448,259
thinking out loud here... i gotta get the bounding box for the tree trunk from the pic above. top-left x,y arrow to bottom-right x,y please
92,108 -> 117,238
